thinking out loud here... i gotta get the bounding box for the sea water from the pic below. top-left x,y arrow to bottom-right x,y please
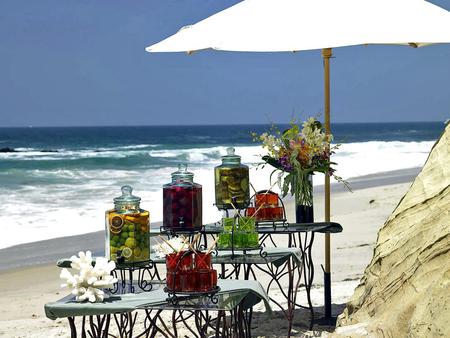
0,122 -> 443,249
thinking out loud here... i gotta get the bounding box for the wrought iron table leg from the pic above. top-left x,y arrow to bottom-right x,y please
296,232 -> 315,329
128,269 -> 135,293
287,257 -> 294,338
67,315 -> 113,338
144,309 -> 172,338
287,235 -> 294,337
68,317 -> 77,338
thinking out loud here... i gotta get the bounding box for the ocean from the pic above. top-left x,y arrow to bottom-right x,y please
0,122 -> 443,249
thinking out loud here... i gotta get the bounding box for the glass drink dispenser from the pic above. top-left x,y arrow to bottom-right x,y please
105,186 -> 150,263
163,164 -> 203,231
214,147 -> 250,210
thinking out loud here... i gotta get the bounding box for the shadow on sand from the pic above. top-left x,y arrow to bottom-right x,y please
251,303 -> 347,337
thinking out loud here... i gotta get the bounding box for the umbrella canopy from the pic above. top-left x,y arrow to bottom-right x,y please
146,0 -> 450,53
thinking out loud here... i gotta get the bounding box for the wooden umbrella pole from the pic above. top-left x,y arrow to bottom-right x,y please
322,47 -> 333,320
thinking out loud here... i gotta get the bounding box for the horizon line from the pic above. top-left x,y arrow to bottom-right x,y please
0,120 -> 446,129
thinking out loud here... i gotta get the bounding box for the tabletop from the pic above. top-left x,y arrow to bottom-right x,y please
45,279 -> 271,320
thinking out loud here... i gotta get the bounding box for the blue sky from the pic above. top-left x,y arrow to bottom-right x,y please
0,0 -> 449,127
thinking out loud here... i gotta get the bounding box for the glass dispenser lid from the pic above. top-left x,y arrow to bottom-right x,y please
171,163 -> 194,182
114,185 -> 141,204
221,147 -> 241,165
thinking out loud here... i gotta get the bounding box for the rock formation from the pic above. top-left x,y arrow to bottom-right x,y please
337,123 -> 450,337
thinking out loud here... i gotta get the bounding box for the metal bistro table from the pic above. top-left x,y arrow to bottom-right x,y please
45,279 -> 271,338
154,221 -> 342,330
152,246 -> 303,335
200,222 -> 343,328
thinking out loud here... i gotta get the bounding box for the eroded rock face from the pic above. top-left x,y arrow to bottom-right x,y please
337,123 -> 450,337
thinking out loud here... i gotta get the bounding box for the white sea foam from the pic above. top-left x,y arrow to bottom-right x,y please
0,140 -> 435,249
149,146 -> 225,164
0,145 -> 158,160
113,144 -> 158,150
14,147 -> 36,151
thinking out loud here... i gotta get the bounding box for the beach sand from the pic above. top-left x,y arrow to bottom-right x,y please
0,168 -> 417,337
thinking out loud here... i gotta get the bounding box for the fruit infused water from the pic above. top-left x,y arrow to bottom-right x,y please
255,191 -> 279,208
105,186 -> 150,263
214,147 -> 250,210
248,191 -> 284,221
165,251 -> 217,293
217,216 -> 259,249
163,164 -> 202,231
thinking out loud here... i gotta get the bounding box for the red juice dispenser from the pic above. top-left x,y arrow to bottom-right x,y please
163,164 -> 202,232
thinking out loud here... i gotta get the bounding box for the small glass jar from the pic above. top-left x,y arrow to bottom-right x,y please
163,164 -> 202,231
195,270 -> 213,292
214,147 -> 250,210
166,251 -> 193,272
181,271 -> 196,292
238,216 -> 256,231
195,252 -> 212,270
105,186 -> 150,263
255,191 -> 279,208
166,271 -> 182,291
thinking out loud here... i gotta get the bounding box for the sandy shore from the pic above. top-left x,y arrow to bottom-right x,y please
0,168 -> 417,337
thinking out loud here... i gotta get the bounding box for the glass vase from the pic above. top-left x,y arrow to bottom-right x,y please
294,173 -> 314,223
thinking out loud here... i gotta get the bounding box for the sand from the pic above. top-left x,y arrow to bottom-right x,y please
0,168 -> 416,338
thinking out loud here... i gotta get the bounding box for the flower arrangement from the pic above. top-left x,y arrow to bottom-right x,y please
60,251 -> 117,303
252,118 -> 347,221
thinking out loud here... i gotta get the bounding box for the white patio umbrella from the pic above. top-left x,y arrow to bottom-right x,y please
147,0 -> 450,52
146,0 -> 450,321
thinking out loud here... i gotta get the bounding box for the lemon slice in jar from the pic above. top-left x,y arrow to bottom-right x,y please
110,227 -> 121,235
110,215 -> 124,233
111,215 -> 124,226
121,247 -> 133,259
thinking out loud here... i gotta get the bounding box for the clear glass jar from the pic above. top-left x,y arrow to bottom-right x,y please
214,147 -> 250,210
105,185 -> 150,263
163,164 -> 202,231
